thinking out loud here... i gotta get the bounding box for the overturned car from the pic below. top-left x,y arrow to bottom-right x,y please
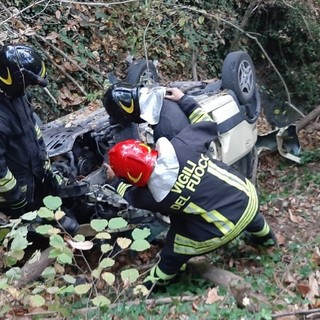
41,50 -> 299,235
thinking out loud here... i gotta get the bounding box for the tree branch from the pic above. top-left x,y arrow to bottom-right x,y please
296,105 -> 320,131
271,308 -> 320,319
16,247 -> 54,288
54,0 -> 137,7
171,3 -> 306,119
230,0 -> 260,50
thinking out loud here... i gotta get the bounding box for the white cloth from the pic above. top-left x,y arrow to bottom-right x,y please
148,137 -> 179,202
139,86 -> 166,125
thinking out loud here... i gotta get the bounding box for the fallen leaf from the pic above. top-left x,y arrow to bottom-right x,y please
296,281 -> 310,297
306,273 -> 319,304
283,271 -> 296,285
276,232 -> 286,246
205,287 -> 224,304
65,238 -> 94,250
311,247 -> 320,266
288,209 -> 304,224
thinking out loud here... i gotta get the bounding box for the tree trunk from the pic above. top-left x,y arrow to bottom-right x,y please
187,260 -> 271,312
296,105 -> 320,131
17,247 -> 54,288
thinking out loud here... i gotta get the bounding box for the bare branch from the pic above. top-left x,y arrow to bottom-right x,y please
272,308 -> 320,319
55,0 -> 138,7
0,0 -> 48,27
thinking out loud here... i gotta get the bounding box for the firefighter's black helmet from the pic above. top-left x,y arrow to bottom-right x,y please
0,44 -> 47,97
103,82 -> 143,124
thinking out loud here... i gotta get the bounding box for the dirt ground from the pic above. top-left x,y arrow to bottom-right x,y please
256,125 -> 320,247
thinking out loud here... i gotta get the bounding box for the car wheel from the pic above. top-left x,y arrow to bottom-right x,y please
231,147 -> 258,183
126,59 -> 158,86
221,51 -> 256,105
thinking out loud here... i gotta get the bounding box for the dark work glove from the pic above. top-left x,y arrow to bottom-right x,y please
9,194 -> 28,218
42,170 -> 63,196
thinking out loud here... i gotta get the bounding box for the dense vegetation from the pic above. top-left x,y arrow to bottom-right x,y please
0,0 -> 319,121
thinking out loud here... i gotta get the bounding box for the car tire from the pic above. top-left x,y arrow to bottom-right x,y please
126,59 -> 158,86
221,51 -> 256,105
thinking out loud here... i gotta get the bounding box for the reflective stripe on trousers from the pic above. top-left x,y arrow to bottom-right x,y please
173,179 -> 258,255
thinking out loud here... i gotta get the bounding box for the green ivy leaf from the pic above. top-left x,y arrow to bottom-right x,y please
73,234 -> 85,242
131,227 -> 150,240
92,268 -> 101,279
7,249 -> 25,263
0,228 -> 10,242
130,239 -> 151,252
56,248 -> 73,265
10,233 -> 29,250
49,234 -> 65,249
30,294 -> 45,307
11,226 -> 28,237
99,257 -> 115,268
36,224 -> 56,235
63,275 -> 77,284
0,278 -> 8,290
198,16 -> 205,24
57,253 -> 72,265
178,17 -> 187,27
48,248 -> 60,259
43,195 -> 62,210
46,286 -> 60,294
74,283 -> 91,295
41,266 -> 56,279
133,284 -> 149,296
100,243 -> 113,253
31,286 -> 44,294
95,232 -> 111,239
121,268 -> 139,284
101,272 -> 115,286
5,267 -> 21,279
21,210 -> 37,221
90,219 -> 108,232
92,295 -> 111,307
37,207 -> 55,220
108,217 -> 128,230
0,305 -> 11,316
5,255 -> 18,267
57,285 -> 75,295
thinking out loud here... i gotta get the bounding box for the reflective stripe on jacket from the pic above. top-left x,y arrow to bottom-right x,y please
114,95 -> 260,277
0,94 -> 48,204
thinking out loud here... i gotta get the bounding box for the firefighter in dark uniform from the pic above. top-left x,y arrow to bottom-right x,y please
105,87 -> 277,290
103,81 -> 190,142
0,44 -> 78,233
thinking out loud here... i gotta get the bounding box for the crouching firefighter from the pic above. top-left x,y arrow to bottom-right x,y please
0,43 -> 78,234
105,87 -> 277,291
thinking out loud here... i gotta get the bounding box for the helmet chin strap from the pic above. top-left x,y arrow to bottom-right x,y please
21,68 -> 48,87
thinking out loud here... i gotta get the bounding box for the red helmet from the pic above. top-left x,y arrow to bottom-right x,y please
108,139 -> 158,187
